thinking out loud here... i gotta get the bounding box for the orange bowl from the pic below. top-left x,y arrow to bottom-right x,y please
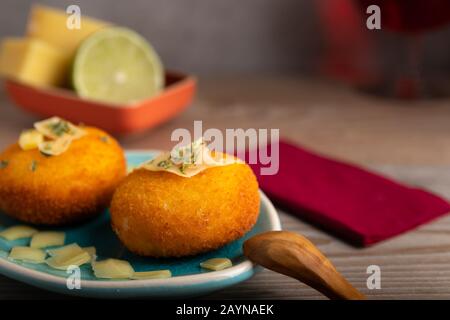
4,71 -> 196,134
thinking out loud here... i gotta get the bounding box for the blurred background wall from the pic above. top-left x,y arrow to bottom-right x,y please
0,0 -> 449,76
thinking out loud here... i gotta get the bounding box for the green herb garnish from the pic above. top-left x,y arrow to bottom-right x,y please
30,160 -> 38,172
47,120 -> 71,137
100,136 -> 109,143
0,160 -> 9,169
157,160 -> 172,169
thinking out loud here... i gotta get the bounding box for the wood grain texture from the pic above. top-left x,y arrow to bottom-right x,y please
1,76 -> 450,299
243,231 -> 366,299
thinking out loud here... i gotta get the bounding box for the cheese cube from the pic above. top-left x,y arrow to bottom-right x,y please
0,37 -> 70,87
18,129 -> 44,151
27,5 -> 109,55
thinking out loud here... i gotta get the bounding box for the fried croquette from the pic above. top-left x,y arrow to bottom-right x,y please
0,127 -> 126,225
110,163 -> 260,257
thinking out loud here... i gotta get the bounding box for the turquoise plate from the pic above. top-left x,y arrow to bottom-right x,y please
0,151 -> 281,298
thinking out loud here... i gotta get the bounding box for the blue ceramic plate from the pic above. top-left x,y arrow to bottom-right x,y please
0,151 -> 281,298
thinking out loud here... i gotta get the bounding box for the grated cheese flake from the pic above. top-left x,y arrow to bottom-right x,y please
131,269 -> 172,280
9,246 -> 46,263
92,258 -> 134,279
45,243 -> 91,270
200,258 -> 232,271
0,225 -> 38,241
30,231 -> 65,248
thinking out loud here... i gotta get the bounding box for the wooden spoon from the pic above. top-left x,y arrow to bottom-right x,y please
243,231 -> 366,300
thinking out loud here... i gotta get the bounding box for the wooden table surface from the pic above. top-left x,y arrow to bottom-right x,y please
1,76 -> 450,299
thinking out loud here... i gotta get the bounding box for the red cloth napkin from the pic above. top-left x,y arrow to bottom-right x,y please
246,140 -> 450,246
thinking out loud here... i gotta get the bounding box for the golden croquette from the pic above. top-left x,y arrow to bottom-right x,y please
110,163 -> 260,257
0,127 -> 126,225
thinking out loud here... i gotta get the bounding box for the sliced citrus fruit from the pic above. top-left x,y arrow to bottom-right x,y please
72,27 -> 164,105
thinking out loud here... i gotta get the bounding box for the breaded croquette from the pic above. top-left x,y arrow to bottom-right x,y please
0,127 -> 126,225
110,162 -> 260,257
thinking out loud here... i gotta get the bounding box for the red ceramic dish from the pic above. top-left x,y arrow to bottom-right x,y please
4,71 -> 196,134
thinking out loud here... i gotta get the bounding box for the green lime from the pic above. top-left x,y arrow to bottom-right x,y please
72,27 -> 164,105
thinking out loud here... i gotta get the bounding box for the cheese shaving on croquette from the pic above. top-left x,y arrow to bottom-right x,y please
17,117 -> 86,156
139,138 -> 242,178
34,117 -> 85,140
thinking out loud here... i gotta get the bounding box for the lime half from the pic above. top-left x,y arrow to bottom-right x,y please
72,27 -> 164,105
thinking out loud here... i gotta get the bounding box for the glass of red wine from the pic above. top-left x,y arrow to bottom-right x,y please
357,0 -> 450,98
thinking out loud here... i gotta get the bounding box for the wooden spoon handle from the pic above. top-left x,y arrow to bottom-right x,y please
243,231 -> 365,300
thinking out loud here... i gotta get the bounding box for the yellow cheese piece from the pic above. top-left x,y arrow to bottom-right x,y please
200,258 -> 232,271
82,246 -> 97,260
46,243 -> 91,270
9,246 -> 46,263
27,5 -> 109,56
0,37 -> 70,87
131,270 -> 172,280
0,225 -> 38,241
34,117 -> 85,140
38,137 -> 72,156
30,231 -> 65,248
47,243 -> 81,257
48,243 -> 96,262
18,129 -> 44,151
140,138 -> 242,178
33,117 -> 86,156
92,259 -> 134,279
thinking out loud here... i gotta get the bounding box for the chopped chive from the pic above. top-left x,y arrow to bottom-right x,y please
0,160 -> 8,169
157,160 -> 171,169
47,120 -> 71,137
100,136 -> 109,143
30,160 -> 38,172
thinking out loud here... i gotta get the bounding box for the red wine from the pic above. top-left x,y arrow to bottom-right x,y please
357,0 -> 450,34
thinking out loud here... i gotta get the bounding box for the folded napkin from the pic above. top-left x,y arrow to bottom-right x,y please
246,140 -> 450,246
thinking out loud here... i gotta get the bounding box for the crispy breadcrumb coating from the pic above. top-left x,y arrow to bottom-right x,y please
110,162 -> 260,257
